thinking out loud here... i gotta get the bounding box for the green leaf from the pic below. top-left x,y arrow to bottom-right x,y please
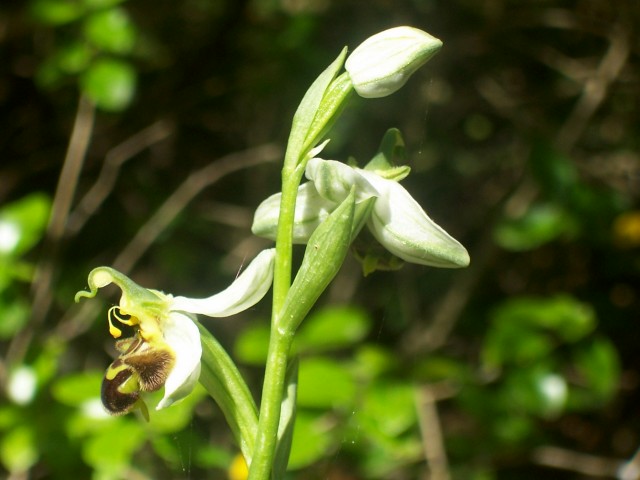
0,299 -> 30,339
352,344 -> 398,379
364,128 -> 410,180
81,58 -> 136,111
482,321 -> 554,369
287,411 -> 332,470
83,0 -> 127,9
493,202 -> 576,251
279,189 -> 355,333
493,413 -> 534,444
297,357 -> 356,409
0,193 -> 51,258
56,41 -> 93,74
502,366 -> 567,418
83,8 -> 136,54
300,72 -> 354,157
492,295 -> 596,342
82,421 -> 146,475
530,141 -> 579,199
0,426 -> 38,473
52,371 -> 104,407
233,322 -> 270,365
361,380 -> 417,437
284,47 -> 347,168
294,305 -> 370,353
573,337 -> 620,400
412,355 -> 471,383
146,384 -> 206,433
31,0 -> 86,25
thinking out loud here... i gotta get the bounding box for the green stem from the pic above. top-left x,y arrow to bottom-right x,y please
247,326 -> 294,479
248,57 -> 353,480
248,162 -> 303,480
271,167 -> 304,314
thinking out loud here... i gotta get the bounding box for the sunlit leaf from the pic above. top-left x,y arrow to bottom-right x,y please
297,357 -> 356,409
31,0 -> 85,25
482,321 -> 553,369
294,305 -> 370,353
361,380 -> 416,436
0,299 -> 29,339
0,426 -> 38,473
352,344 -> 398,379
82,421 -> 146,474
503,366 -> 567,418
287,411 -> 332,470
81,58 -> 136,111
492,295 -> 596,342
412,355 -> 471,383
574,337 -> 620,400
493,413 -> 534,444
83,8 -> 136,54
146,384 -> 207,434
494,202 -> 576,251
52,371 -> 104,407
56,41 -> 93,74
83,0 -> 127,10
0,193 -> 51,258
233,322 -> 270,365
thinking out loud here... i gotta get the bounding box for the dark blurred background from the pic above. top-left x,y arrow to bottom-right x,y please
1,0 -> 639,479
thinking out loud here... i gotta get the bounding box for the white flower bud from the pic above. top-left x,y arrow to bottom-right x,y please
345,26 -> 442,98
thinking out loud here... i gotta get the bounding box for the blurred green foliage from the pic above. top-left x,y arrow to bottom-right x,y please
2,0 -> 639,478
33,0 -> 138,110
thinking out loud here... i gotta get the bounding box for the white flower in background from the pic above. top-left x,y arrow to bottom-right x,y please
345,26 -> 442,98
75,248 -> 276,416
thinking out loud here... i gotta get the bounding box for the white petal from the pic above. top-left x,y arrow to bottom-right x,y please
170,248 -> 276,317
306,158 -> 378,203
252,183 -> 336,243
358,170 -> 470,268
156,311 -> 202,410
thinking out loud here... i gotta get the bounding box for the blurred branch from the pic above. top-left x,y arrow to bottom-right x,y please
532,445 -> 622,478
111,143 -> 281,273
7,94 -> 95,368
56,143 -> 282,341
618,445 -> 640,480
416,385 -> 451,480
556,26 -> 630,150
66,119 -> 176,235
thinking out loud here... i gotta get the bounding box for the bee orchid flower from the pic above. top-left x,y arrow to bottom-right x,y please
75,248 -> 276,417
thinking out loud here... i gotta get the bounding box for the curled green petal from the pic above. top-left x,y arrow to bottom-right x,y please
75,266 -> 170,316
